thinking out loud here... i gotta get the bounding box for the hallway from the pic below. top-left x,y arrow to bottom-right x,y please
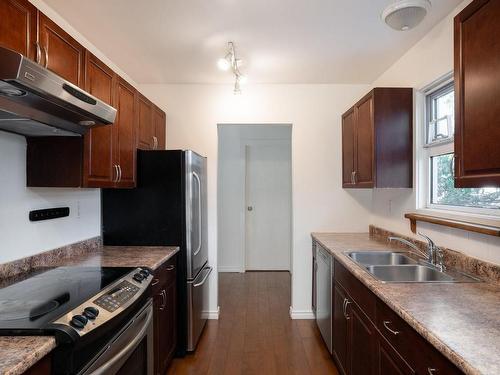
168,272 -> 339,374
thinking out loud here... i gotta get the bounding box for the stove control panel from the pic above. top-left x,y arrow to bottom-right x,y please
93,281 -> 140,312
53,268 -> 151,336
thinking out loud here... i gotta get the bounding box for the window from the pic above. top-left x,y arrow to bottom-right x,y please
421,78 -> 500,214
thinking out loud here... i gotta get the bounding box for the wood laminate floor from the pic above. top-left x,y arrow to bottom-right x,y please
168,271 -> 339,374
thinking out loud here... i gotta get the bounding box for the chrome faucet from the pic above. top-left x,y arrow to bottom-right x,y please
388,233 -> 446,272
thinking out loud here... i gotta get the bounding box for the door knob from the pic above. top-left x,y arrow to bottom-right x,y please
247,206 -> 253,211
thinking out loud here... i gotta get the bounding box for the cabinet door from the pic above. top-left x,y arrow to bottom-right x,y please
377,336 -> 415,375
38,12 -> 85,87
154,106 -> 166,150
342,108 -> 356,188
454,0 -> 500,187
355,93 -> 374,187
154,280 -> 177,375
137,94 -> 154,150
83,53 -> 115,187
333,284 -> 349,375
114,77 -> 137,188
349,304 -> 376,375
0,0 -> 37,60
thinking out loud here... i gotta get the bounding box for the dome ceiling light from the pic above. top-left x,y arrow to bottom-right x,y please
381,0 -> 432,31
217,42 -> 247,94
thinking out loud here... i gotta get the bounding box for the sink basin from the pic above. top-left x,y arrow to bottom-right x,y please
346,251 -> 417,266
365,265 -> 455,283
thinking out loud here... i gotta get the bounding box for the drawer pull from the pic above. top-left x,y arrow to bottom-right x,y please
427,368 -> 437,375
165,265 -> 175,271
152,278 -> 159,286
383,320 -> 400,336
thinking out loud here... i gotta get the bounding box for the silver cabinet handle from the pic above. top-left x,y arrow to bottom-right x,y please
118,165 -> 122,183
35,42 -> 42,64
192,171 -> 203,256
151,278 -> 159,286
344,299 -> 351,320
427,368 -> 437,375
43,46 -> 48,68
353,171 -> 357,184
342,298 -> 347,316
160,290 -> 166,310
165,264 -> 175,271
383,320 -> 400,336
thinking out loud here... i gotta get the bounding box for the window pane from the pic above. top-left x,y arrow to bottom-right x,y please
431,153 -> 500,209
435,90 -> 454,119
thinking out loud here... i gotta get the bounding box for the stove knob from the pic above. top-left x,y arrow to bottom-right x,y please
83,306 -> 99,320
139,269 -> 150,277
133,273 -> 144,282
85,306 -> 99,317
70,315 -> 87,329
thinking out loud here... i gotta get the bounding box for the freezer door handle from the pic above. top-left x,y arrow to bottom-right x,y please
193,266 -> 213,287
192,171 -> 203,257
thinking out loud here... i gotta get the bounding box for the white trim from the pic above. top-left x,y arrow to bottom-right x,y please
289,306 -> 315,320
206,306 -> 220,320
218,266 -> 245,273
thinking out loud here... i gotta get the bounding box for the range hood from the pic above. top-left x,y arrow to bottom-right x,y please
0,46 -> 116,137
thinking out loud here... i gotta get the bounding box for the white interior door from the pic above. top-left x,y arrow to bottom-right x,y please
245,141 -> 291,270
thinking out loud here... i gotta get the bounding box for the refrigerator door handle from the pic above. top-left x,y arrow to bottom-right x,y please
192,171 -> 203,257
193,266 -> 212,288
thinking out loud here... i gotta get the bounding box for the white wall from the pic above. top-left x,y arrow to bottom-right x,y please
0,132 -> 100,263
217,124 -> 292,272
370,0 -> 500,265
138,83 -> 373,316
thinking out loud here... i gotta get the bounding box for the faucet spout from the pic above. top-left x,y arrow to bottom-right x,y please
388,236 -> 429,261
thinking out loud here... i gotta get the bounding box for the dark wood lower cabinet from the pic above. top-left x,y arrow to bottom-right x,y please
328,257 -> 463,375
377,335 -> 415,375
23,353 -> 51,375
349,304 -> 376,375
153,256 -> 177,375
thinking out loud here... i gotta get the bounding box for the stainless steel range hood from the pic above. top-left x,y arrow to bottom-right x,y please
0,46 -> 116,137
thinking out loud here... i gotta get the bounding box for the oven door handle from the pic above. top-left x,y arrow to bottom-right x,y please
88,305 -> 153,375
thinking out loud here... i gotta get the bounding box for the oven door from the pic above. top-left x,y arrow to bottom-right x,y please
81,300 -> 154,375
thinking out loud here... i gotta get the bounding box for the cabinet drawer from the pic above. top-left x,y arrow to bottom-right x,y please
153,256 -> 176,293
376,300 -> 462,374
334,259 -> 376,322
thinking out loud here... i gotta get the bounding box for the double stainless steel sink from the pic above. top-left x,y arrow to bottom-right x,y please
345,251 -> 478,283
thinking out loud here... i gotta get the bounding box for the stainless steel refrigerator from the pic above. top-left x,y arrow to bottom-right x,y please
102,149 -> 211,354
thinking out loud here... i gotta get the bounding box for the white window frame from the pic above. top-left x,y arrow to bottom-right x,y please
416,73 -> 500,219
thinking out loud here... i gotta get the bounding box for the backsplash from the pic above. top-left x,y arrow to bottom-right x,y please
0,237 -> 101,281
369,225 -> 500,285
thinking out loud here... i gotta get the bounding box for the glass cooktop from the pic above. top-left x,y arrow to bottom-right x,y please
0,266 -> 134,330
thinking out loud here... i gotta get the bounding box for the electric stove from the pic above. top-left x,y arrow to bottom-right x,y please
0,265 -> 154,374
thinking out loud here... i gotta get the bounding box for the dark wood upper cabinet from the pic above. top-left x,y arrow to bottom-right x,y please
82,52 -> 116,188
0,0 -> 37,60
114,77 -> 138,188
154,106 -> 166,150
342,88 -> 413,189
38,12 -> 85,88
342,108 -> 356,188
137,94 -> 154,150
454,0 -> 500,188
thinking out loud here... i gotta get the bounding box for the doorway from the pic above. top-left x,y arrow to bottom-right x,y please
217,124 -> 292,272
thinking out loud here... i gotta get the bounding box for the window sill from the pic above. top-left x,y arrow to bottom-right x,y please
405,209 -> 500,237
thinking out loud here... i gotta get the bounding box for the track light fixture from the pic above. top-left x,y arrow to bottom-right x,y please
217,42 -> 247,94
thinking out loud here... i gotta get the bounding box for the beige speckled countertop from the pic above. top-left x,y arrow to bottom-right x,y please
0,245 -> 179,375
312,232 -> 500,375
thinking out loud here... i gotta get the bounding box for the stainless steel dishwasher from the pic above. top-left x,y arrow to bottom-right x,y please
315,245 -> 332,354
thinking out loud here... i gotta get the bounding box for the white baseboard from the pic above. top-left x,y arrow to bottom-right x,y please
206,306 -> 220,320
218,266 -> 244,273
289,306 -> 315,320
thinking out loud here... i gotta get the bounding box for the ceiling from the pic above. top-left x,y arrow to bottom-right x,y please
43,0 -> 461,84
